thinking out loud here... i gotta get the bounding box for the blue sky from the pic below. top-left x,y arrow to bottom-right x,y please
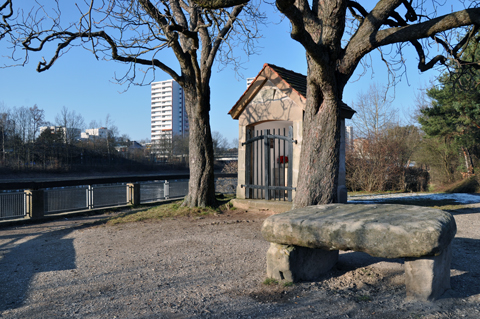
0,2 -> 457,144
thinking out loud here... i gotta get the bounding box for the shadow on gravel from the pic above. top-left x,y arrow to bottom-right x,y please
447,237 -> 480,299
0,220 -> 107,312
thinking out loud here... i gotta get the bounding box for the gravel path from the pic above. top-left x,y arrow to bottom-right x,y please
1,204 -> 480,318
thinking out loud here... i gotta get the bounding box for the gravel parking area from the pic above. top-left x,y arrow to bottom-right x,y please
1,203 -> 480,318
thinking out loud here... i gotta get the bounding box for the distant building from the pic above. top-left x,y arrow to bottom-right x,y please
81,127 -> 110,139
39,125 -> 64,136
151,80 -> 189,144
39,126 -> 81,142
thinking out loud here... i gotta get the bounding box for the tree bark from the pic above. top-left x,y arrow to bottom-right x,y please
293,56 -> 342,208
182,84 -> 216,207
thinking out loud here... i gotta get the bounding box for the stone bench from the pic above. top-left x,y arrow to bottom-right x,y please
261,204 -> 457,301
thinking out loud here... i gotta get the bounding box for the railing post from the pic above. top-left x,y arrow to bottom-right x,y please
87,185 -> 94,210
24,189 -> 45,219
164,180 -> 169,199
127,183 -> 141,206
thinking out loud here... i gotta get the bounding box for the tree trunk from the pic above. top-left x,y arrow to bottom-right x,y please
293,57 -> 342,208
182,85 -> 216,208
462,146 -> 475,177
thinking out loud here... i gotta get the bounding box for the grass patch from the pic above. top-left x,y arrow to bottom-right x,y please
283,281 -> 294,287
349,190 -> 406,196
368,197 -> 459,207
106,195 -> 235,225
445,176 -> 480,194
432,204 -> 473,211
263,278 -> 279,285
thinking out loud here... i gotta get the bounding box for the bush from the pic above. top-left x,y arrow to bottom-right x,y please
404,167 -> 430,192
346,135 -> 403,192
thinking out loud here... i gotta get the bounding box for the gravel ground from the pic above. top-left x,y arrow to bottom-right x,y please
1,203 -> 480,319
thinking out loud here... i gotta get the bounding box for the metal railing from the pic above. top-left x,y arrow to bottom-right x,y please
0,191 -> 26,220
44,186 -> 89,214
0,175 -> 237,221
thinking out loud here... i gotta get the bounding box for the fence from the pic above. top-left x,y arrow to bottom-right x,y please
0,191 -> 26,219
0,175 -> 236,221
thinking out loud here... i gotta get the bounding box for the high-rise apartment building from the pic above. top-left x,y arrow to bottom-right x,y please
151,80 -> 189,143
346,126 -> 353,151
246,77 -> 255,88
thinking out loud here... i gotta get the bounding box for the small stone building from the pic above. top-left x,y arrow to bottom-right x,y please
229,64 -> 355,202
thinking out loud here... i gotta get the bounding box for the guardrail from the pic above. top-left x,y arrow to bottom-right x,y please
0,174 -> 236,221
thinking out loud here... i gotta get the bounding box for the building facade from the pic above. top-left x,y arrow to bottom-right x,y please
151,80 -> 189,144
81,127 -> 110,139
231,64 -> 355,203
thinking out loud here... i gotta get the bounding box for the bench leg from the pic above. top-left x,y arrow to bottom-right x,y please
266,243 -> 339,282
404,244 -> 452,301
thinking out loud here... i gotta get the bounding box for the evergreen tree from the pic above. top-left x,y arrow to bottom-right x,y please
418,36 -> 480,177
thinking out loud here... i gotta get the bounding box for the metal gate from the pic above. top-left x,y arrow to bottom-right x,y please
242,126 -> 296,201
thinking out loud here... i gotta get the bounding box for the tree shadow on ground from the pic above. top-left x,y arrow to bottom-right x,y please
0,219 -> 107,312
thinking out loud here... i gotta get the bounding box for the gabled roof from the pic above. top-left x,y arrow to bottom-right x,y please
229,63 -> 355,120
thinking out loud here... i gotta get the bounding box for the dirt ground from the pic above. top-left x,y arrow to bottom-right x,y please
0,204 -> 479,318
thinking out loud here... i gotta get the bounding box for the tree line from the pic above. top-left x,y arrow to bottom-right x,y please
346,35 -> 480,193
0,103 -> 143,172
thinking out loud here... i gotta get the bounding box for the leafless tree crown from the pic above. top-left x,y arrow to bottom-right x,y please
7,0 -> 265,86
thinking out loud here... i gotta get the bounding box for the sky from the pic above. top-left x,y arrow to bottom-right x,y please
0,1 -> 463,145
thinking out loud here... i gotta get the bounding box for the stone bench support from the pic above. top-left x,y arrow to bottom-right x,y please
266,243 -> 339,282
404,244 -> 453,301
261,204 -> 457,301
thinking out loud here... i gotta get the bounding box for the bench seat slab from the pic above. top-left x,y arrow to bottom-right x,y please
262,204 -> 456,258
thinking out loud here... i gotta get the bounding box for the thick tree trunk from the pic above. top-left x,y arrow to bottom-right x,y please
293,58 -> 342,208
182,85 -> 216,208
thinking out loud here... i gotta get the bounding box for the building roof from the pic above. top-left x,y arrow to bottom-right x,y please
229,63 -> 355,120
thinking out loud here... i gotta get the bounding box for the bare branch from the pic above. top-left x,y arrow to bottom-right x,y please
191,0 -> 249,9
0,0 -> 13,40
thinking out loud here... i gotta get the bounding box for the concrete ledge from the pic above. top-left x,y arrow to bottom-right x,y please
231,199 -> 293,214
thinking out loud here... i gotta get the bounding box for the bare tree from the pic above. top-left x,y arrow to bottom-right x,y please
0,0 -> 12,41
351,83 -> 397,138
29,104 -> 45,141
212,131 -> 229,155
55,106 -> 84,144
0,102 -> 14,164
8,0 -> 264,207
196,0 -> 480,207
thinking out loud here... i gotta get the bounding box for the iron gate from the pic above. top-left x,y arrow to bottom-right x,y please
242,126 -> 296,201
